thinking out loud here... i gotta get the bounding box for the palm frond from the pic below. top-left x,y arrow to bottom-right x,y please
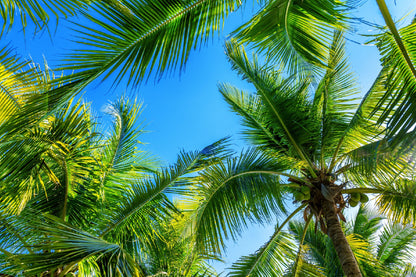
374,179 -> 416,225
0,0 -> 88,34
224,41 -> 319,174
228,231 -> 296,277
341,135 -> 416,186
98,97 -> 157,208
186,148 -> 295,254
0,46 -> 38,124
370,13 -> 416,146
312,30 -> 360,162
376,222 -> 416,270
232,0 -> 347,77
350,205 -> 383,241
99,139 -> 230,248
5,214 -> 144,276
59,0 -> 241,88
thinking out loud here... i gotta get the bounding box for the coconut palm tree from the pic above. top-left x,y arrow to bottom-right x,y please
288,205 -> 416,276
0,71 -> 229,275
182,32 -> 416,277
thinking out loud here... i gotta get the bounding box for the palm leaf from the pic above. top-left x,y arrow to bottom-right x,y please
224,41 -> 319,175
228,231 -> 296,277
98,97 -> 157,209
374,179 -> 416,225
5,214 -> 144,276
232,0 -> 347,77
370,8 -> 416,146
0,46 -> 38,124
311,30 -> 360,163
0,0 -> 88,34
98,139 -> 230,250
187,148 -> 296,254
59,0 -> 241,89
377,222 -> 416,270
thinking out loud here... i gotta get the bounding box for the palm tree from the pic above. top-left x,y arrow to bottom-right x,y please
0,72 -> 229,275
288,205 -> 416,276
183,32 -> 416,276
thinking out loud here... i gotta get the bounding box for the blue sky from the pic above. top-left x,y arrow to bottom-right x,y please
4,0 -> 415,273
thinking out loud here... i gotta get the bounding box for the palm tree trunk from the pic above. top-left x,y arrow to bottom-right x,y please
322,199 -> 362,277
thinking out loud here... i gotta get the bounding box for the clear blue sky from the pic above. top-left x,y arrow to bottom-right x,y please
4,0 -> 415,274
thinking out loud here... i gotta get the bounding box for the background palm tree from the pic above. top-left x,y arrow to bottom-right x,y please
183,32 -> 416,276
0,69 -> 229,275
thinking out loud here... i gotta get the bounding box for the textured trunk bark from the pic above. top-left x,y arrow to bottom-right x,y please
322,199 -> 362,277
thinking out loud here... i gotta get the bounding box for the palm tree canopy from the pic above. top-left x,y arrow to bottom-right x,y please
183,32 -> 416,276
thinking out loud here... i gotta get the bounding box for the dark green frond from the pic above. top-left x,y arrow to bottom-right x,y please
98,97 -> 157,208
99,139 -> 230,244
224,41 -> 320,171
377,222 -> 416,270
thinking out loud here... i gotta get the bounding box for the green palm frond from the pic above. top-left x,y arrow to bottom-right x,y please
377,222 -> 416,270
370,8 -> 416,145
341,136 -> 415,186
187,148 -> 296,254
98,97 -> 157,208
0,46 -> 38,123
0,97 -> 97,216
5,214 -> 144,276
350,205 -> 383,241
375,179 -> 416,225
232,0 -> 347,77
312,30 -> 360,161
99,139 -> 230,245
224,41 -> 319,173
60,0 -> 241,89
142,214 -> 218,277
228,231 -> 296,277
0,0 -> 88,34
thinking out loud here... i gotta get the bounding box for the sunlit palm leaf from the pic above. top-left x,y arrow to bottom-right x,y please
232,0 -> 347,77
0,46 -> 38,124
99,139 -> 230,251
228,231 -> 296,276
60,0 -> 241,89
98,97 -> 157,209
187,148 -> 294,254
5,214 -> 144,276
0,0 -> 88,34
377,222 -> 416,270
311,31 -> 360,161
375,179 -> 416,225
224,41 -> 319,173
371,15 -> 416,145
